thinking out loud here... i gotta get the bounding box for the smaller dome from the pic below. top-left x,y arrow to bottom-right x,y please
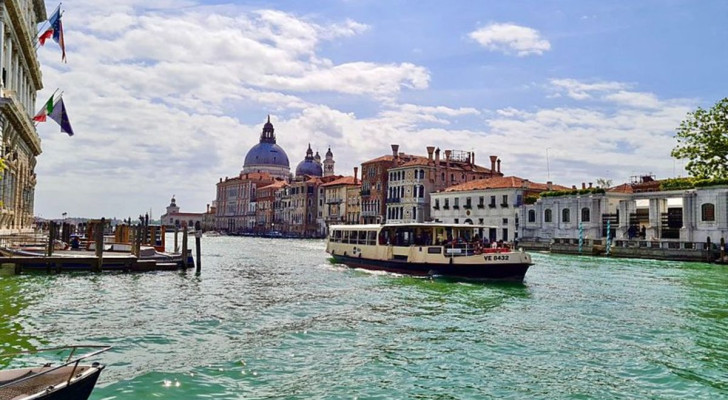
295,144 -> 323,177
326,147 -> 333,157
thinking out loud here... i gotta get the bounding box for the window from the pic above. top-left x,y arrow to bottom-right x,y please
454,218 -> 459,224
501,195 -> 508,207
489,196 -> 496,207
502,228 -> 508,241
562,208 -> 570,223
434,199 -> 440,209
545,209 -> 552,223
702,203 -> 715,221
478,196 -> 485,208
528,210 -> 536,222
465,198 -> 472,209
444,199 -> 450,209
502,218 -> 508,225
454,198 -> 460,209
581,207 -> 590,222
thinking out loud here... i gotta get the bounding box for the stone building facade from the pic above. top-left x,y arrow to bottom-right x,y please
0,0 -> 46,234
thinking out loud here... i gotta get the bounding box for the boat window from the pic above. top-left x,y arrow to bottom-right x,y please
333,230 -> 342,242
367,231 -> 376,245
343,230 -> 350,243
358,230 -> 367,244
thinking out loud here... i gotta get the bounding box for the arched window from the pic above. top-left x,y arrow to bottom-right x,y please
581,207 -> 590,222
702,203 -> 715,221
528,210 -> 536,222
419,169 -> 425,179
419,185 -> 424,198
544,209 -> 552,223
562,209 -> 570,223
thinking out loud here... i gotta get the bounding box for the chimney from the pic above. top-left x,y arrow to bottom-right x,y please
547,181 -> 553,190
354,167 -> 358,185
489,155 -> 497,177
589,182 -> 593,188
426,146 -> 435,162
582,182 -> 586,189
435,148 -> 441,163
471,151 -> 475,165
497,159 -> 501,174
444,150 -> 452,184
572,185 -> 577,190
207,203 -> 210,213
391,144 -> 399,159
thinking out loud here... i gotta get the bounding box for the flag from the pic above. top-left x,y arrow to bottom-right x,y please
48,98 -> 74,136
33,94 -> 56,122
52,17 -> 66,62
38,7 -> 61,46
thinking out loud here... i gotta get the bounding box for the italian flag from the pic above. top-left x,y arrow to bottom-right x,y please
33,95 -> 55,122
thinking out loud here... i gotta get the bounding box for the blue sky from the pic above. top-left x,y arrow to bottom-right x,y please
33,0 -> 727,218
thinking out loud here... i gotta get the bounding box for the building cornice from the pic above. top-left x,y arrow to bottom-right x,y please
33,0 -> 47,21
0,92 -> 42,156
5,0 -> 44,90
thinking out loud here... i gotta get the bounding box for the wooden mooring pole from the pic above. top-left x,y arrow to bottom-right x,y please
47,221 -> 55,257
181,223 -> 189,268
94,217 -> 105,272
194,221 -> 202,274
174,225 -> 179,253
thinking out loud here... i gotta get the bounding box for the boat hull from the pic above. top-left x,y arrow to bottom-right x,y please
331,253 -> 531,282
0,366 -> 103,400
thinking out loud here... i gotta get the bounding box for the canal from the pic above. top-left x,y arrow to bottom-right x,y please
1,235 -> 727,399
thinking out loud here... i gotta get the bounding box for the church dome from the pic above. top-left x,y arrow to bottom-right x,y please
295,144 -> 323,177
243,116 -> 290,171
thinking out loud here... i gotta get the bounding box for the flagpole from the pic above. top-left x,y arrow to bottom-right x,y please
33,3 -> 62,47
32,88 -> 60,127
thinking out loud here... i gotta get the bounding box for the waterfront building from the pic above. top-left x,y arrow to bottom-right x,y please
521,182 -> 622,243
0,1 -> 46,234
432,177 -> 566,243
345,178 -> 361,224
322,169 -> 359,226
256,180 -> 287,233
286,175 -> 324,237
201,202 -> 216,231
215,172 -> 276,233
384,145 -> 500,224
160,195 -> 206,229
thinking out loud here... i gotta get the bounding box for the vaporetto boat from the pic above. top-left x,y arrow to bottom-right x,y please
325,223 -> 534,281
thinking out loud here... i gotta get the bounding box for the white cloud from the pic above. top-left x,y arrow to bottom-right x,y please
469,23 -> 551,56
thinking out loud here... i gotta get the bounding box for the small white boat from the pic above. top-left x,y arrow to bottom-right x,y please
326,223 -> 533,281
0,345 -> 110,400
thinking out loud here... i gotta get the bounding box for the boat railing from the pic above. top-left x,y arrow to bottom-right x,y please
0,345 -> 111,390
443,243 -> 512,257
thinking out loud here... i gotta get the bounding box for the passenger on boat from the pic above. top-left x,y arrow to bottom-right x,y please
70,235 -> 80,250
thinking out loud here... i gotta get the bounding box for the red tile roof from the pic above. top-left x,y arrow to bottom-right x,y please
443,176 -> 568,192
322,176 -> 360,187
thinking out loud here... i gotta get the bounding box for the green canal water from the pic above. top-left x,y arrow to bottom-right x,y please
1,236 -> 727,399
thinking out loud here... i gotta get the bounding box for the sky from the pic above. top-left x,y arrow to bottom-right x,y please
33,0 -> 728,219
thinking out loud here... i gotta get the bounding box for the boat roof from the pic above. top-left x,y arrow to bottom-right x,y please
329,222 -> 498,230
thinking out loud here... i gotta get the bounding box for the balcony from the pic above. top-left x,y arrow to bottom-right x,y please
453,205 -> 460,209
326,198 -> 343,204
489,204 -> 496,208
501,203 -> 509,208
360,190 -> 371,196
443,205 -> 450,210
386,197 -> 401,204
464,205 -> 472,209
433,205 -> 440,210
477,204 -> 485,209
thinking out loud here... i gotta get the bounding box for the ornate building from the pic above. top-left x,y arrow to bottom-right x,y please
0,0 -> 46,233
323,147 -> 335,177
160,195 -> 205,230
242,116 -> 290,180
295,144 -> 323,178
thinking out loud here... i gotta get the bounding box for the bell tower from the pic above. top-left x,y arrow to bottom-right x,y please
323,147 -> 335,177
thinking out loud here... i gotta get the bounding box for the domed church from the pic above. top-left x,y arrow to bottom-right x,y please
242,116 -> 290,180
295,144 -> 323,177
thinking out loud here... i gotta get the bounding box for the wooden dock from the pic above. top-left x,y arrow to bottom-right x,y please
0,250 -> 192,274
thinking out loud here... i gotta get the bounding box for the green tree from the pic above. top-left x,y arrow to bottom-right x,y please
671,98 -> 728,179
595,178 -> 612,188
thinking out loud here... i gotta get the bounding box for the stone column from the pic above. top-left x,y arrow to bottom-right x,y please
648,198 -> 662,240
681,192 -> 695,242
